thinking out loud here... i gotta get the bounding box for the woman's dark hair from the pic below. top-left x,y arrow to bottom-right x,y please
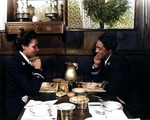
14,28 -> 37,51
98,32 -> 118,51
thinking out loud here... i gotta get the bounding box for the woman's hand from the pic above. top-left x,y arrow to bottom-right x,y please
30,57 -> 43,70
93,56 -> 101,68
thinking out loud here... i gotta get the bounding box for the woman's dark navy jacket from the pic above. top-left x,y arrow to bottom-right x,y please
5,52 -> 44,116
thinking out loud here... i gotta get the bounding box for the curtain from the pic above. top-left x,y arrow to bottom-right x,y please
0,1 -> 7,31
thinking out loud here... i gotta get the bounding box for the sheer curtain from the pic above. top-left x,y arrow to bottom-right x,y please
68,0 -> 135,29
68,0 -> 99,29
0,1 -> 7,31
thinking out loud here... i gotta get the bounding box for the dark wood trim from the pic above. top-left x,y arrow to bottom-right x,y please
0,52 -> 15,56
1,50 -> 150,56
66,29 -> 137,32
0,31 -> 6,33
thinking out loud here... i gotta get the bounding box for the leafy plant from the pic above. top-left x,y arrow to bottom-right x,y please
83,0 -> 130,27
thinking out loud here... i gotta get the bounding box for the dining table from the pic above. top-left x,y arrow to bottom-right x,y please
17,82 -> 133,120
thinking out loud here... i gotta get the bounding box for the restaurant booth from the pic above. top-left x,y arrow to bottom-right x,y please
1,0 -> 150,119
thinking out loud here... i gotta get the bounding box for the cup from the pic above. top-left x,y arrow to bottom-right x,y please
77,102 -> 88,109
77,93 -> 88,109
61,105 -> 73,120
76,76 -> 83,87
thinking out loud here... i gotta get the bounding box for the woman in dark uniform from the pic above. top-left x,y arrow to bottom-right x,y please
5,29 -> 45,120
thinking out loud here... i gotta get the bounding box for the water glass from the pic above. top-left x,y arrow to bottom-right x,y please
77,93 -> 88,109
61,105 -> 73,120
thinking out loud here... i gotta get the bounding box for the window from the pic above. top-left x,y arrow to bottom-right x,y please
0,1 -> 7,30
67,0 -> 135,29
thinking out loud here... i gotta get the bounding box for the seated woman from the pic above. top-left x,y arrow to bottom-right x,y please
5,28 -> 45,120
89,32 -> 143,118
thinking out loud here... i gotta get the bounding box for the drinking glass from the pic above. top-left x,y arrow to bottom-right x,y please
61,105 -> 73,120
77,93 -> 88,109
76,76 -> 83,87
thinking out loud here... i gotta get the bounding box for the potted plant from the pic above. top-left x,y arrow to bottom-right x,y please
83,0 -> 130,28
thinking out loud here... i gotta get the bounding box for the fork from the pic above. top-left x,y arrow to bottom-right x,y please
48,108 -> 52,116
92,95 -> 101,99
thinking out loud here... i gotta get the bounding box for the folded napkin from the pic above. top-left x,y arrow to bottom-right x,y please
21,100 -> 58,120
88,102 -> 140,120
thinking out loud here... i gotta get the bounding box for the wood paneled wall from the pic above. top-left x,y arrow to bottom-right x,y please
1,0 -> 150,55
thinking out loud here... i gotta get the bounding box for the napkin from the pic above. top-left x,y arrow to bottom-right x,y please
88,102 -> 140,120
24,99 -> 58,108
21,100 -> 58,120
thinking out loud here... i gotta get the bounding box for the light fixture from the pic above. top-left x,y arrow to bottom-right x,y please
45,0 -> 58,21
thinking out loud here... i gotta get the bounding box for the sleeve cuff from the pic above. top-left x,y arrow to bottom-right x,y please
92,64 -> 99,69
91,64 -> 100,75
34,69 -> 45,80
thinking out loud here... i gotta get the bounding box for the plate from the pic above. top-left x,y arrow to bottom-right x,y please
69,96 -> 89,104
56,91 -> 67,97
100,101 -> 123,112
57,103 -> 76,110
29,105 -> 49,117
72,88 -> 85,93
84,117 -> 94,120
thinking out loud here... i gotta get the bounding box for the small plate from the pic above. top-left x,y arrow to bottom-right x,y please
101,101 -> 123,112
72,88 -> 85,93
69,96 -> 89,104
57,103 -> 76,110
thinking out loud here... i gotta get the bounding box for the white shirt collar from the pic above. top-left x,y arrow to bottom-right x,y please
19,51 -> 30,64
105,52 -> 112,65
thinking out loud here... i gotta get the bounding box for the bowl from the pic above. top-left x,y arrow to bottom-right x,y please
101,101 -> 123,112
85,82 -> 98,89
67,92 -> 75,98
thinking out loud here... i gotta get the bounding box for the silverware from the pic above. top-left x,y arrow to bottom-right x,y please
95,110 -> 105,115
48,108 -> 52,116
89,104 -> 100,106
92,95 -> 105,103
92,95 -> 101,99
99,98 -> 104,103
